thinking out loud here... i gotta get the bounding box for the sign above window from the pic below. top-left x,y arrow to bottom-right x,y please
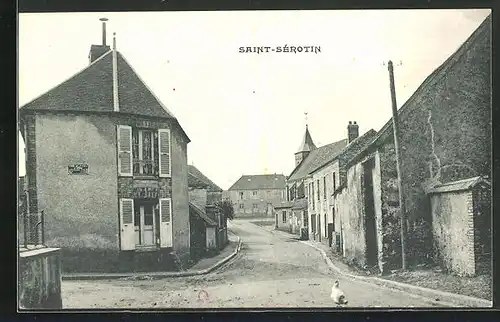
68,164 -> 89,175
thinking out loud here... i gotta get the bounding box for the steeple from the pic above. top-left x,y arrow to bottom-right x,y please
294,112 -> 317,166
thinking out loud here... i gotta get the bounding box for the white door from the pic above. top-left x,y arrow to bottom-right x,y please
120,199 -> 135,250
142,204 -> 155,246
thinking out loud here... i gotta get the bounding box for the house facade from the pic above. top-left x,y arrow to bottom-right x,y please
337,15 -> 492,274
228,174 -> 286,218
19,20 -> 191,272
286,124 -> 348,241
306,124 -> 377,249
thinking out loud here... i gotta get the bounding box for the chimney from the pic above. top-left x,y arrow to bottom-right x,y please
348,121 -> 359,143
88,18 -> 111,64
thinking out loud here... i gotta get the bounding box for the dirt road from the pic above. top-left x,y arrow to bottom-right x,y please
62,219 -> 444,308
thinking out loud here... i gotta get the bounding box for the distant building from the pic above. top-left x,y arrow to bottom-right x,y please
227,174 -> 286,218
19,19 -> 191,273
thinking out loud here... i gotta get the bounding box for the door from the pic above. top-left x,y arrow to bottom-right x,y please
142,204 -> 155,246
318,214 -> 321,242
363,158 -> 378,267
120,199 -> 135,250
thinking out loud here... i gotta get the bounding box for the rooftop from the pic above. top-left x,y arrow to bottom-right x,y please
228,174 -> 287,191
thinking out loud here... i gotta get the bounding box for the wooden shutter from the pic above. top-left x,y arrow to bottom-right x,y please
159,198 -> 173,248
119,198 -> 135,250
117,125 -> 133,176
158,129 -> 171,177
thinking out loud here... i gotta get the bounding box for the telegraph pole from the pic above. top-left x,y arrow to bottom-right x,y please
387,60 -> 408,271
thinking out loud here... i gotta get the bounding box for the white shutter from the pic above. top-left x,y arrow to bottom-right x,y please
117,125 -> 133,176
159,198 -> 173,248
120,198 -> 135,250
158,129 -> 171,177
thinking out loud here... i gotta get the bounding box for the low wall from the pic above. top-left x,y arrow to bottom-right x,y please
18,246 -> 62,309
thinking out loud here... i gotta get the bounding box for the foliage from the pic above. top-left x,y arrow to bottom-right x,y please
214,199 -> 234,221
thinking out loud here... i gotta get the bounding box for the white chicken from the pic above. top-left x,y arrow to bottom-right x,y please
330,280 -> 348,306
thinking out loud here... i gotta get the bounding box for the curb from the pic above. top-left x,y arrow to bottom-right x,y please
62,236 -> 242,281
303,241 -> 492,308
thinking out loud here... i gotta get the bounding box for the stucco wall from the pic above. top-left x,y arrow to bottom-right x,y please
430,191 -> 475,276
275,208 -> 291,231
170,129 -> 190,263
35,114 -> 119,250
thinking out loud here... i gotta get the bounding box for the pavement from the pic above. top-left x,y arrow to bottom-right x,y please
62,233 -> 242,280
60,219 -> 477,308
264,224 -> 493,308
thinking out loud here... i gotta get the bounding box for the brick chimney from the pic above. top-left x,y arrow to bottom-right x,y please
88,18 -> 111,64
347,121 -> 359,143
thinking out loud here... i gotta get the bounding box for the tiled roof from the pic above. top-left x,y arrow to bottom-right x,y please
288,139 -> 348,182
347,14 -> 491,167
189,202 -> 218,226
188,172 -> 210,189
188,165 -> 223,192
228,174 -> 286,191
19,49 -> 190,142
426,176 -> 490,194
274,201 -> 294,209
297,126 -> 317,153
309,129 -> 378,174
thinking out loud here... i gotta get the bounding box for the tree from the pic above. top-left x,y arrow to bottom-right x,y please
214,199 -> 234,221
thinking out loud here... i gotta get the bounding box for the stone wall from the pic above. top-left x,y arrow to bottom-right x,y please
19,247 -> 62,309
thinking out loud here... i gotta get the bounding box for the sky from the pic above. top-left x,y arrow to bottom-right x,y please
18,9 -> 491,190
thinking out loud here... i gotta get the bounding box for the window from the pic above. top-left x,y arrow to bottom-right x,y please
252,191 -> 257,196
323,176 -> 327,200
239,192 -> 244,200
253,203 -> 258,210
282,211 -> 287,223
117,126 -> 170,178
312,183 -> 315,210
132,129 -> 157,176
317,180 -> 320,200
286,186 -> 290,201
239,204 -> 244,209
333,172 -> 337,192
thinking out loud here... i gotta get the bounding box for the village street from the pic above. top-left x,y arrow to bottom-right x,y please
62,219 -> 445,309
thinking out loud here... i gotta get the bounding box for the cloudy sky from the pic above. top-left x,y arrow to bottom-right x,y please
18,9 -> 490,190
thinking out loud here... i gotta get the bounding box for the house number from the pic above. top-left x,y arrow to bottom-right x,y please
68,164 -> 89,175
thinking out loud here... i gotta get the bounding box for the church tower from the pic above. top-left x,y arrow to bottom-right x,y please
294,122 -> 317,167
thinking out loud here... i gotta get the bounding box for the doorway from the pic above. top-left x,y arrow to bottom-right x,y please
134,199 -> 158,247
363,158 -> 378,267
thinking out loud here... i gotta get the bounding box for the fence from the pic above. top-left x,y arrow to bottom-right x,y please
19,211 -> 45,248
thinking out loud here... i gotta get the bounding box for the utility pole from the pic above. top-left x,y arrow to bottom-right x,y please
387,60 -> 408,271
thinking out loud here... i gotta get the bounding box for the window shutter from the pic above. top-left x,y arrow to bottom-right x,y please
158,129 -> 171,177
119,198 -> 135,250
159,198 -> 173,248
117,125 -> 133,176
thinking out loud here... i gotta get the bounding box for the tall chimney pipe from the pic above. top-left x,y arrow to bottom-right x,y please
100,18 -> 109,46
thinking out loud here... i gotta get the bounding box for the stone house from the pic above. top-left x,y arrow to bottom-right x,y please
188,164 -> 227,260
286,125 -> 348,240
306,125 -> 378,250
337,15 -> 491,274
18,20 -> 191,273
273,201 -> 293,233
227,174 -> 286,218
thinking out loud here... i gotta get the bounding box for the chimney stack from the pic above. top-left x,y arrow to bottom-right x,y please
100,18 -> 108,46
88,18 -> 111,64
348,121 -> 359,143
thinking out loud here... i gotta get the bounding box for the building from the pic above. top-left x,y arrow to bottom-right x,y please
337,15 -> 491,274
228,174 -> 286,218
188,164 -> 228,260
306,125 -> 377,249
18,19 -> 191,273
285,124 -> 348,239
